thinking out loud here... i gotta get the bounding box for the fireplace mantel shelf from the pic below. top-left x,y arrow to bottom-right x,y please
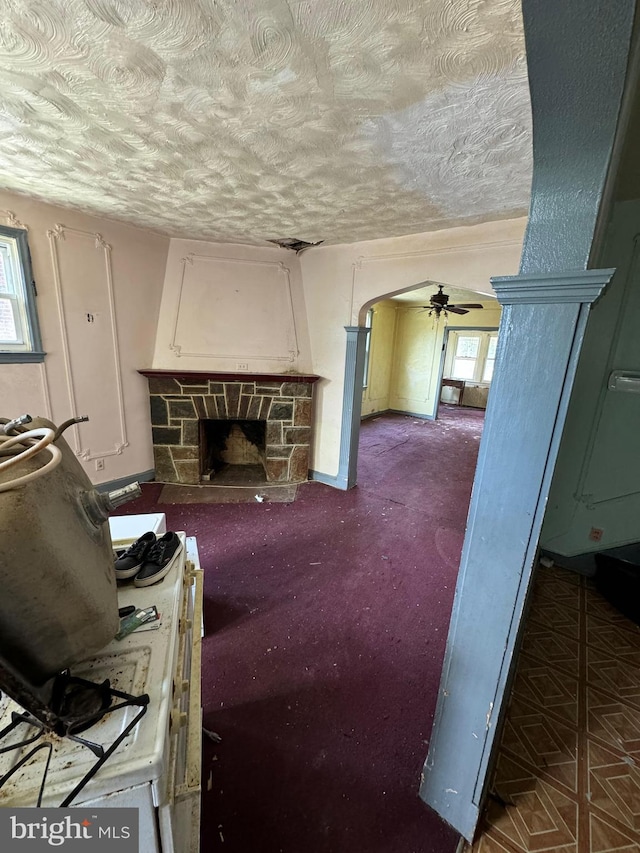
139,369 -> 320,383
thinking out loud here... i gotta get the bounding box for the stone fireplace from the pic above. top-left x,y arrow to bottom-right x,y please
139,371 -> 319,485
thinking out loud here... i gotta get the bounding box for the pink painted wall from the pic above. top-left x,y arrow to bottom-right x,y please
0,192 -> 169,485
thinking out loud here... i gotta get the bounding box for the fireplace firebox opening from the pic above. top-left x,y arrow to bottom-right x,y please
200,419 -> 267,485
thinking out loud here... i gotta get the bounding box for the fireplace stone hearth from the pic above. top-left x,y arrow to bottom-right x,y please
140,371 -> 319,485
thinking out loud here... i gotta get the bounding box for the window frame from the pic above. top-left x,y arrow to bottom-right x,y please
444,329 -> 499,386
0,224 -> 45,363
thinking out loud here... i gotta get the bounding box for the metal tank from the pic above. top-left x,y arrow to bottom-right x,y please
0,414 -> 140,724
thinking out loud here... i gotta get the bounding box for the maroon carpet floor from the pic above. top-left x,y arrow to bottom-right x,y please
118,405 -> 485,852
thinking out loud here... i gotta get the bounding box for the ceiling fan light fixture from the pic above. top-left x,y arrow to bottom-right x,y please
421,284 -> 485,318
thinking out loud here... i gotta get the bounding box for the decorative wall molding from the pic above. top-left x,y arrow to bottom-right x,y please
48,224 -> 128,460
46,223 -> 65,241
355,237 -> 524,267
169,253 -> 299,362
0,209 -> 27,230
94,233 -> 111,251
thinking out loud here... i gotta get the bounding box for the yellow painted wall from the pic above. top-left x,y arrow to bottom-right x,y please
389,304 -> 502,418
389,308 -> 441,417
0,192 -> 169,485
361,300 -> 397,417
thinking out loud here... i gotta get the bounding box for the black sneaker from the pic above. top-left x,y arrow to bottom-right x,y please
134,532 -> 183,588
114,531 -> 157,580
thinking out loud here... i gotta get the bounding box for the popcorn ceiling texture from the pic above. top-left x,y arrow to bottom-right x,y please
0,0 -> 532,245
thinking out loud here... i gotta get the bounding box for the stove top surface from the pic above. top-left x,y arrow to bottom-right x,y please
0,533 -> 187,807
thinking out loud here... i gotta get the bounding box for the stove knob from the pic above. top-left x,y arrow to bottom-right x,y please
171,708 -> 188,730
173,678 -> 190,697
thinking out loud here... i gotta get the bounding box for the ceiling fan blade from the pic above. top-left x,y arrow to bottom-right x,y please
452,303 -> 484,309
447,306 -> 469,315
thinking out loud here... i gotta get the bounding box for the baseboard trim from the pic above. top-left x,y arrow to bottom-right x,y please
540,548 -> 600,577
361,408 -> 435,421
95,469 -> 155,493
389,408 -> 435,421
361,408 -> 391,420
310,470 -> 349,490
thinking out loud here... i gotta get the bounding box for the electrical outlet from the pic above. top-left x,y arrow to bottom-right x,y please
95,458 -> 105,472
589,527 -> 603,542
236,362 -> 249,371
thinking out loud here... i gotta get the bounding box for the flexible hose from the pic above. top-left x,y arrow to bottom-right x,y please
0,415 -> 88,456
0,428 -> 56,472
54,415 -> 89,441
0,443 -> 62,493
0,426 -> 62,491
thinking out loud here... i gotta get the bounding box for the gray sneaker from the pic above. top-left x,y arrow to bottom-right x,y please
114,531 -> 157,580
134,532 -> 183,588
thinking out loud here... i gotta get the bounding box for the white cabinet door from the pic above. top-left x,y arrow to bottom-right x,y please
80,783 -> 160,853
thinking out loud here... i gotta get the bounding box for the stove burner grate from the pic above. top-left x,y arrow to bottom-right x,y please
49,672 -> 117,736
0,674 -> 149,807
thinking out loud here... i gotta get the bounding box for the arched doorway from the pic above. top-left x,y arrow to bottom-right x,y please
339,281 -> 499,489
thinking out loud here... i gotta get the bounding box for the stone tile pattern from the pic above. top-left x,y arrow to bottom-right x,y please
147,376 -> 313,485
468,565 -> 640,853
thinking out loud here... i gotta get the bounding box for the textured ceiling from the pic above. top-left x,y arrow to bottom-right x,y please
0,0 -> 532,245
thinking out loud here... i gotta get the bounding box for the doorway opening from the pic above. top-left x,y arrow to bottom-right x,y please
437,327 -> 499,414
360,284 -> 500,426
337,279 -> 500,491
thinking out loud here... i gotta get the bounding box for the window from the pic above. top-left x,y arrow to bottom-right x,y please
452,335 -> 481,380
482,334 -> 498,382
0,225 -> 44,362
446,331 -> 498,384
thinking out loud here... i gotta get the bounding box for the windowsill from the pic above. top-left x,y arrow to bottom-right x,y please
0,351 -> 46,364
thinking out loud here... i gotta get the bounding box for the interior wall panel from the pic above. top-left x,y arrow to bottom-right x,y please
170,254 -> 298,363
49,226 -> 127,460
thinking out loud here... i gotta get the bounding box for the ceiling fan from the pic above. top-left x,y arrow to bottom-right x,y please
422,284 -> 484,318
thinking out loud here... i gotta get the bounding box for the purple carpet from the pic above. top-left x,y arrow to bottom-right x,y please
118,405 -> 485,852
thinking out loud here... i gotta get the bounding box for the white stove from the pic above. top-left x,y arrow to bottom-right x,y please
0,521 -> 203,853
